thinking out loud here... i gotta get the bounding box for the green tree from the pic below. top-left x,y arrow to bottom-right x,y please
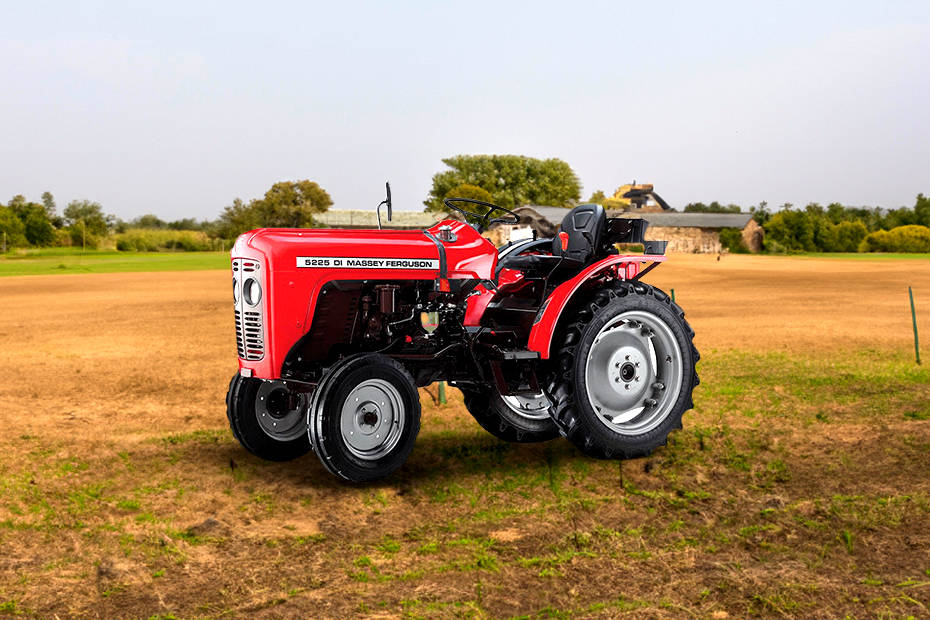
0,205 -> 28,249
719,228 -> 748,253
41,191 -> 62,227
445,183 -> 493,204
63,200 -> 111,248
684,201 -> 742,213
764,206 -> 815,252
588,189 -> 607,204
859,225 -> 930,253
750,201 -> 770,226
259,180 -> 333,227
824,220 -> 868,252
20,204 -> 55,246
424,154 -> 580,212
8,195 -> 55,246
217,180 -> 333,239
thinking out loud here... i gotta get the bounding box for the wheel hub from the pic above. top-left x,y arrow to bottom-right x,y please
256,382 -> 308,441
584,311 -> 683,435
340,379 -> 405,460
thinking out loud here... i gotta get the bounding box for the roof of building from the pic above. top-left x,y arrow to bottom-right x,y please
515,206 -> 754,230
315,209 -> 439,229
316,207 -> 755,231
620,212 -> 754,229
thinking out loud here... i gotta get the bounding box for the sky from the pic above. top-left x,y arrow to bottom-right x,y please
1,0 -> 929,221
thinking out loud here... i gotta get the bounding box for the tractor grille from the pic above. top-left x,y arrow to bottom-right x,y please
232,258 -> 266,361
240,310 -> 265,359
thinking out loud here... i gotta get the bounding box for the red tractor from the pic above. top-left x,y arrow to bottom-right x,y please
226,186 -> 699,482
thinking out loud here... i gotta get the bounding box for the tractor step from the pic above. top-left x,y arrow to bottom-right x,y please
499,349 -> 540,361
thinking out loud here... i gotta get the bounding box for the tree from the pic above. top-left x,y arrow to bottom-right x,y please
131,214 -> 168,229
750,201 -> 770,226
20,204 -> 55,246
41,191 -> 62,227
764,207 -> 815,252
8,195 -> 55,246
424,154 -> 581,212
0,205 -> 28,249
63,200 -> 111,248
217,180 -> 333,239
684,201 -> 742,213
259,180 -> 333,227
588,189 -> 607,204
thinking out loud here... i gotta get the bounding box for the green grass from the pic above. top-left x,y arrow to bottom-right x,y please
0,247 -> 228,277
792,252 -> 930,260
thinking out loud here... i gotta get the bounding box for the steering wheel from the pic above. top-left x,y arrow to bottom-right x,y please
443,197 -> 521,232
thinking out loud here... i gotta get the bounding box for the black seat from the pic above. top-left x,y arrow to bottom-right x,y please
552,203 -> 606,264
495,204 -> 607,276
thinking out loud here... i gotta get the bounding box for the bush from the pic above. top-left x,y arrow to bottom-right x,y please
115,229 -> 213,252
719,228 -> 748,253
822,220 -> 868,252
858,225 -> 930,253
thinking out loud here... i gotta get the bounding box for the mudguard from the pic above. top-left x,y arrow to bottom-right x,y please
527,254 -> 667,359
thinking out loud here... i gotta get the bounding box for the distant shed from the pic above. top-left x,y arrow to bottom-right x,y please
617,212 -> 764,253
491,206 -> 763,253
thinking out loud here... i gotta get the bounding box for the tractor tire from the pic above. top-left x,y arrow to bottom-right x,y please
309,354 -> 420,482
226,372 -> 313,462
461,388 -> 560,443
547,281 -> 699,459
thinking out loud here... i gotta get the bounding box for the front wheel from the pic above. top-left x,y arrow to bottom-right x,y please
548,281 -> 699,459
309,354 -> 421,482
226,373 -> 313,462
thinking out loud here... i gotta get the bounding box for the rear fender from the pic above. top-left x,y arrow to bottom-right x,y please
527,255 -> 667,359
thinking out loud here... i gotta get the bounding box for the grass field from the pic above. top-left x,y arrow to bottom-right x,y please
0,248 -> 228,277
0,254 -> 928,618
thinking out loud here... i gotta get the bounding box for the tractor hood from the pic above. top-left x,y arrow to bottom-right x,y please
230,220 -> 498,379
234,227 -> 440,274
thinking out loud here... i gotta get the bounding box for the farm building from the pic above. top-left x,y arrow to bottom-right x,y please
498,206 -> 763,253
314,206 -> 763,253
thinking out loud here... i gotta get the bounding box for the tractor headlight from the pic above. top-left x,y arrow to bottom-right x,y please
232,277 -> 239,303
244,277 -> 262,306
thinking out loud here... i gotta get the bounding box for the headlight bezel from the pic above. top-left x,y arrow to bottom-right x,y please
243,277 -> 262,306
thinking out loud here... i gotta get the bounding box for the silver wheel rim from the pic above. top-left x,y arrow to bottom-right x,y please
256,382 -> 308,441
340,378 -> 406,461
500,393 -> 552,420
584,310 -> 683,436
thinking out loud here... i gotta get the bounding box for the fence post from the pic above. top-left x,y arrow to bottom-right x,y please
671,288 -> 676,303
438,381 -> 447,405
910,287 -> 921,365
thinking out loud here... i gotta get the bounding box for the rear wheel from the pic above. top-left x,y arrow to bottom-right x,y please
226,373 -> 312,462
462,388 -> 559,443
547,281 -> 699,459
309,354 -> 421,482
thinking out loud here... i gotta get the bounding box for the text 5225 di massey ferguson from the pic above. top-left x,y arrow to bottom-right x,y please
227,186 -> 699,482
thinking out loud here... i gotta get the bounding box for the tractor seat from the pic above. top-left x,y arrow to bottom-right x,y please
495,204 -> 606,276
551,203 -> 606,264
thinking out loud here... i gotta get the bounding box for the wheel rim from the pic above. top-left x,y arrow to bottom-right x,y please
500,393 -> 552,420
256,382 -> 308,441
340,378 -> 406,461
584,310 -> 683,436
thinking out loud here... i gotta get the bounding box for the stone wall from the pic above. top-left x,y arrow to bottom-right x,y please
646,226 -> 722,253
741,219 -> 764,252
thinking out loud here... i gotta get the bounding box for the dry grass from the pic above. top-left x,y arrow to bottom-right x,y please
0,254 -> 929,618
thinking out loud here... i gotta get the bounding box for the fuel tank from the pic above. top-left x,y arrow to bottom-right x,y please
230,220 -> 497,379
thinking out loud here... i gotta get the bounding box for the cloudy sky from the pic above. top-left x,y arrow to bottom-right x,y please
1,1 -> 928,220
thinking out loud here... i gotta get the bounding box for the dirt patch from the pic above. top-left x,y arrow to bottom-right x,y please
0,256 -> 928,618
